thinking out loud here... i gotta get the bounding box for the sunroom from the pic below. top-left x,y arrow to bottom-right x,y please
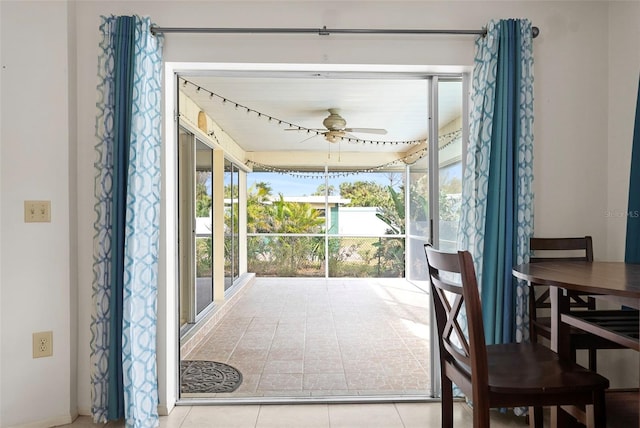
173,68 -> 467,400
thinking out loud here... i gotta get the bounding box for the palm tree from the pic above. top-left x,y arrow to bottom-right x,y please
247,182 -> 273,233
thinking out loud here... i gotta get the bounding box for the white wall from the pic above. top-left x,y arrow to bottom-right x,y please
0,1 -> 74,426
607,1 -> 640,262
1,1 -> 639,426
597,1 -> 640,386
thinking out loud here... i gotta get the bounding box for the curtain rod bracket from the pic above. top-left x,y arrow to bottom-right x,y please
319,26 -> 330,36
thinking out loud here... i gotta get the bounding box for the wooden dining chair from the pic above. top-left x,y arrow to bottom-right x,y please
529,236 -> 625,371
424,245 -> 609,428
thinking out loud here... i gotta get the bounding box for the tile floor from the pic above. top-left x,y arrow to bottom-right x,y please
182,278 -> 432,398
59,277 -> 593,427
59,278 -> 617,428
62,402 -> 531,427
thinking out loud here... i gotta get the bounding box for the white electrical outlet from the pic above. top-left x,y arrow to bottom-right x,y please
33,331 -> 53,358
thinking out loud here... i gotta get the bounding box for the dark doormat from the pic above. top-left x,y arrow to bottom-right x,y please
180,360 -> 243,393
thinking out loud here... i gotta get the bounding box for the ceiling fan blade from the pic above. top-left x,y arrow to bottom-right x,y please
297,133 -> 321,144
344,128 -> 387,135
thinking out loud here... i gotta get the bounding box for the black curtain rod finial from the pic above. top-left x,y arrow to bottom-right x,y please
532,26 -> 540,38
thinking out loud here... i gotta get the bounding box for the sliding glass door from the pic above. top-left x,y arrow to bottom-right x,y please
224,160 -> 240,290
179,127 -> 215,330
436,79 -> 464,252
405,77 -> 464,283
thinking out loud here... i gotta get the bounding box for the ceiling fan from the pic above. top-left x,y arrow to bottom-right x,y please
292,108 -> 387,143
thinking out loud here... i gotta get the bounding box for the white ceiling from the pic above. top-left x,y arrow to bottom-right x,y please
180,72 -> 463,157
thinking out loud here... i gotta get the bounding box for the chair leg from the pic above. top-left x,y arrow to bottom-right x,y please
588,348 -> 597,371
441,377 -> 453,428
552,406 -> 577,427
529,325 -> 537,343
589,389 -> 606,428
528,406 -> 543,428
472,404 -> 490,428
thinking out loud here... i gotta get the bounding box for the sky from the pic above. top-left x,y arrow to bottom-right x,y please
247,171 -> 404,197
247,163 -> 462,197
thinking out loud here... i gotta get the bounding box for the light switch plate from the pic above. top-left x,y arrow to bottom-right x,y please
24,200 -> 51,223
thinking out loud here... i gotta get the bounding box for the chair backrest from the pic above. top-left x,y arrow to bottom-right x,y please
529,236 -> 594,262
529,236 -> 595,310
424,244 -> 487,395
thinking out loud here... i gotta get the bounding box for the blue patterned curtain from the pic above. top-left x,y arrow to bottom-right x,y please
625,75 -> 640,263
458,19 -> 534,345
91,15 -> 163,428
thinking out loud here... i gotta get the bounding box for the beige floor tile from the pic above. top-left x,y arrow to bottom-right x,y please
62,403 -> 536,428
345,372 -> 395,390
303,358 -> 344,374
267,347 -> 304,360
447,402 -> 530,427
342,359 -> 385,373
263,359 -> 304,374
182,278 -> 431,399
233,373 -> 260,393
256,404 -> 330,428
394,402 -> 440,427
228,358 -> 266,375
258,373 -> 304,391
385,374 -> 429,391
59,416 -> 110,427
303,373 -> 348,390
393,401 -> 480,427
304,346 -> 342,359
180,405 -> 260,428
328,403 -> 404,428
159,405 -> 191,428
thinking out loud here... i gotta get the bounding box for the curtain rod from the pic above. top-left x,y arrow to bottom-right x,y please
150,25 -> 540,38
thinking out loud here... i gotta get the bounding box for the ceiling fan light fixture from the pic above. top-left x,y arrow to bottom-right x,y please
325,130 -> 344,143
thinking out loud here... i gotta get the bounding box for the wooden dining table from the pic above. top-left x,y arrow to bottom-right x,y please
512,261 -> 640,428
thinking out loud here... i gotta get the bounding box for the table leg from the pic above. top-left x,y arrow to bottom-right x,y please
549,286 -> 570,357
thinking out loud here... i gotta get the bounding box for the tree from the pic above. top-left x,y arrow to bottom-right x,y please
439,173 -> 462,222
247,182 -> 273,233
376,185 -> 405,234
408,175 -> 429,223
312,184 -> 336,196
339,180 -> 393,210
440,174 -> 462,194
383,172 -> 403,189
246,187 -> 325,275
373,185 -> 406,277
269,194 -> 324,234
195,172 -> 212,217
266,195 -> 325,274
